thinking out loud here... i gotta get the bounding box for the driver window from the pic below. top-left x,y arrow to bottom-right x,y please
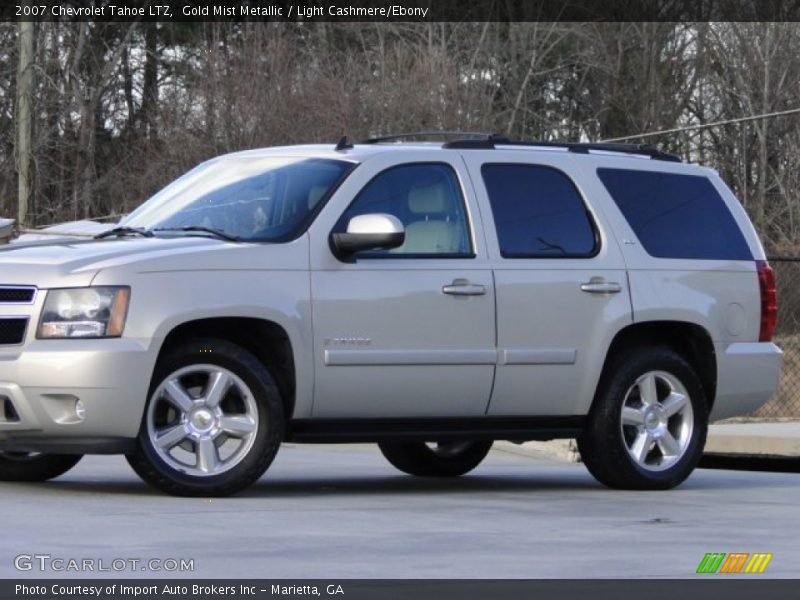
335,163 -> 472,257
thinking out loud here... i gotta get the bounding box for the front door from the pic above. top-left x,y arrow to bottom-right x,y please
308,155 -> 496,418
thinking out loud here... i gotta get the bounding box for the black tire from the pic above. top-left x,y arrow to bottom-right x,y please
0,453 -> 82,482
378,440 -> 493,477
577,347 -> 708,490
126,338 -> 284,497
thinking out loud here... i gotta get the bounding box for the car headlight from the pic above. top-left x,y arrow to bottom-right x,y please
37,287 -> 130,339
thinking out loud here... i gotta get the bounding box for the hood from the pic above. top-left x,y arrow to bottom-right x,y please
0,236 -> 230,288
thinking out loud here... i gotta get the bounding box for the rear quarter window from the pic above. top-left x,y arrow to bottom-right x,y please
597,168 -> 752,260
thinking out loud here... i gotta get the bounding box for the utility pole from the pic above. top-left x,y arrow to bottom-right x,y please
16,16 -> 35,228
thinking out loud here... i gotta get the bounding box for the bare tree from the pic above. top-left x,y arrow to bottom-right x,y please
3,21 -> 800,254
15,17 -> 34,226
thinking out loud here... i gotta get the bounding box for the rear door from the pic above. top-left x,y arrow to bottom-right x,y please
462,152 -> 633,417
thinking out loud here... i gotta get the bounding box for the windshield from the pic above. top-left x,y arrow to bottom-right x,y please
122,157 -> 354,242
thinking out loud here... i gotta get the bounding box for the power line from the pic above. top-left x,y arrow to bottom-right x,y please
601,107 -> 800,143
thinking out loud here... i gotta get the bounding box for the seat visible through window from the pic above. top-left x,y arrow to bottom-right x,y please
396,181 -> 464,254
334,163 -> 471,257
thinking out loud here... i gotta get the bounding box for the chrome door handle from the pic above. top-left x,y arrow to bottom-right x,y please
442,279 -> 487,296
580,280 -> 622,294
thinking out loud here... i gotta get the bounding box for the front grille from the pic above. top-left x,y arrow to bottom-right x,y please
0,287 -> 35,303
0,318 -> 27,345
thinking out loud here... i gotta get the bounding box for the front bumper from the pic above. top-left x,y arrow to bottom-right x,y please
0,339 -> 153,453
710,341 -> 783,421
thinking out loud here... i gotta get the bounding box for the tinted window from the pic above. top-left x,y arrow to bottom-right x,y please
597,168 -> 752,260
481,164 -> 597,258
335,163 -> 472,257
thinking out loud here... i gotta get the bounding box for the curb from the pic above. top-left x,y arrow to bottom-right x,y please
494,421 -> 800,464
704,422 -> 800,457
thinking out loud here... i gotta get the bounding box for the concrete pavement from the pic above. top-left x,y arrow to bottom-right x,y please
1,445 -> 799,579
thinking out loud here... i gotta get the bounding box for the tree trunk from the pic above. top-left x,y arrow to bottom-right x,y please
141,24 -> 159,142
16,18 -> 35,227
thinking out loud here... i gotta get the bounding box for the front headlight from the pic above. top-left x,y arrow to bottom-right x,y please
37,287 -> 130,339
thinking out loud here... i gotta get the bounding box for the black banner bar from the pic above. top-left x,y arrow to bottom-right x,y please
5,0 -> 800,23
1,580 -> 799,600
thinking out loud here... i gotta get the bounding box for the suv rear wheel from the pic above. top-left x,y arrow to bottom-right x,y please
378,440 -> 493,477
0,452 -> 82,482
127,339 -> 284,497
578,347 -> 707,490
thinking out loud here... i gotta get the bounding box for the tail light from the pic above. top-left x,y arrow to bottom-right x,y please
756,260 -> 777,342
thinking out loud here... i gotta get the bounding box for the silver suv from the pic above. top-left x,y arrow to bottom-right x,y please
0,134 -> 782,496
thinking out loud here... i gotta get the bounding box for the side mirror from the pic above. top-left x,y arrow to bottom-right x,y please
330,213 -> 405,259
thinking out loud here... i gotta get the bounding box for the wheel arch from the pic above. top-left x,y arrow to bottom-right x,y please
597,321 -> 717,413
155,317 -> 297,419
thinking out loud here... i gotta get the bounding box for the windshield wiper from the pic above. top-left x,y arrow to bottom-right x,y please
536,236 -> 567,256
95,226 -> 154,239
153,226 -> 241,242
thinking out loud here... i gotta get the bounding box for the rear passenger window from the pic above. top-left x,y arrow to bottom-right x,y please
482,164 -> 598,258
597,168 -> 752,260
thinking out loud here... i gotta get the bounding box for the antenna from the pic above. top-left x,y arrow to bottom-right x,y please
335,136 -> 354,151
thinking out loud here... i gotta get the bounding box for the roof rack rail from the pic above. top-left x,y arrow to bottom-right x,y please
443,136 -> 681,162
362,131 -> 496,144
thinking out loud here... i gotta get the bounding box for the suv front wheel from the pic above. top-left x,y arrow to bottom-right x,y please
578,347 -> 708,490
378,440 -> 493,477
127,339 -> 284,497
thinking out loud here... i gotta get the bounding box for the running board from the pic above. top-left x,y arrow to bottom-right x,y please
286,416 -> 585,444
0,437 -> 136,455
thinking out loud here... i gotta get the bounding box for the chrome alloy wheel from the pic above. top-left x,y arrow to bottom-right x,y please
620,370 -> 694,472
146,365 -> 259,478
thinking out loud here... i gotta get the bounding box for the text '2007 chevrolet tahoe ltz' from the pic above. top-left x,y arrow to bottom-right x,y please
0,134 -> 782,496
